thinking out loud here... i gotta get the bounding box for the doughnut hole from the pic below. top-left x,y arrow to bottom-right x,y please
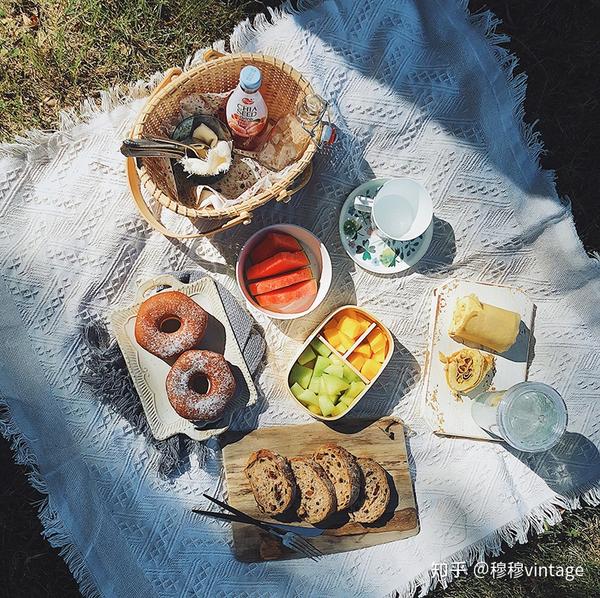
159,317 -> 181,333
189,373 -> 210,395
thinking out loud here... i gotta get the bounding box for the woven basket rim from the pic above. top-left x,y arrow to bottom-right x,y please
133,52 -> 319,219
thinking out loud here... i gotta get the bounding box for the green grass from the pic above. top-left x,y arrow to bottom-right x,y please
0,0 -> 280,140
1,1 -> 599,597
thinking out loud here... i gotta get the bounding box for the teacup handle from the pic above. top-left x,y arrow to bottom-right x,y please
353,194 -> 374,213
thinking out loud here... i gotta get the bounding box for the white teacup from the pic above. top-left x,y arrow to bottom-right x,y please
354,178 -> 433,241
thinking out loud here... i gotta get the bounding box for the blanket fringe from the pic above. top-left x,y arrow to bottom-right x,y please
465,5 -> 556,191
0,401 -> 101,598
390,486 -> 600,598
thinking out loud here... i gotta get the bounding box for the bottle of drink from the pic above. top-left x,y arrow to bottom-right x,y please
257,93 -> 334,171
226,66 -> 268,150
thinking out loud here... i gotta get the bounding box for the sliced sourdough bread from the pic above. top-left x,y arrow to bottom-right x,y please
289,457 -> 337,524
244,449 -> 296,516
313,444 -> 361,511
348,457 -> 391,523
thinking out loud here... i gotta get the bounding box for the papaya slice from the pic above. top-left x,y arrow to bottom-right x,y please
246,251 -> 309,281
250,232 -> 302,264
255,279 -> 318,313
248,267 -> 313,296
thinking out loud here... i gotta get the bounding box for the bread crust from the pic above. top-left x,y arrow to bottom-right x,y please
290,456 -> 337,524
349,457 -> 391,524
244,449 -> 296,515
313,444 -> 361,511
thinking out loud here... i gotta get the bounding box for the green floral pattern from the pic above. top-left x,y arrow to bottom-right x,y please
340,181 -> 429,273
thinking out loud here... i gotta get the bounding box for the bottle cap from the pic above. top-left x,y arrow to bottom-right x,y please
239,66 -> 262,93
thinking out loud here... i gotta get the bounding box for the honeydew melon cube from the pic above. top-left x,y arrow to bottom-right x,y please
297,389 -> 319,407
297,345 -> 316,366
321,373 -> 350,395
318,395 -> 336,417
308,404 -> 322,415
290,382 -> 304,400
313,355 -> 332,377
361,358 -> 380,381
324,364 -> 345,379
308,375 -> 322,394
343,380 -> 366,402
289,363 -> 313,389
348,353 -> 366,371
342,365 -> 361,383
367,329 -> 386,353
338,315 -> 362,340
310,338 -> 332,358
373,348 -> 386,363
354,343 -> 372,358
330,354 -> 345,368
331,402 -> 348,417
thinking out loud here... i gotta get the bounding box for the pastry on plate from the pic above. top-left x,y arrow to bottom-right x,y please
313,444 -> 361,511
245,449 -> 296,516
166,349 -> 236,422
289,457 -> 337,524
448,294 -> 520,353
349,458 -> 391,524
135,290 -> 207,360
439,348 -> 494,393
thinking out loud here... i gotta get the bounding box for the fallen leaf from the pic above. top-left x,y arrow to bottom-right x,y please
22,13 -> 39,30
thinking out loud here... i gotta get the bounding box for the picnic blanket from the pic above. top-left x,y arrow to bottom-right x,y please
1,0 -> 600,596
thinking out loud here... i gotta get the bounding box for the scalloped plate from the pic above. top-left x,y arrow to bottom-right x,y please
111,275 -> 257,441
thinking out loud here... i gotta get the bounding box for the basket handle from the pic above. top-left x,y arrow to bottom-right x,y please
126,158 -> 253,239
125,64 -> 252,238
276,163 -> 313,203
203,49 -> 226,62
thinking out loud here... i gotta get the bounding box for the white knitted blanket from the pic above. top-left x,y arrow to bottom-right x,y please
1,1 -> 600,597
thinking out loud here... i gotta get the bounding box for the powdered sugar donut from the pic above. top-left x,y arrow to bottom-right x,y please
135,291 -> 207,361
166,350 -> 236,422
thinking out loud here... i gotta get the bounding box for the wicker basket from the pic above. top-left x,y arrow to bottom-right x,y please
126,50 -> 319,239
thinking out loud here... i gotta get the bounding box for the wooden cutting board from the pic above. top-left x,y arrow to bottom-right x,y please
221,417 -> 419,562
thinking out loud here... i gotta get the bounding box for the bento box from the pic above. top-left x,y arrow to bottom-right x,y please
285,305 -> 394,420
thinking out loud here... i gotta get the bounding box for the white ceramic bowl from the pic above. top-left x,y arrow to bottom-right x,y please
236,224 -> 332,320
374,178 -> 433,241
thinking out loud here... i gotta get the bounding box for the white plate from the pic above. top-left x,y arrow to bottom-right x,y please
421,280 -> 535,440
111,275 -> 258,441
339,178 -> 433,274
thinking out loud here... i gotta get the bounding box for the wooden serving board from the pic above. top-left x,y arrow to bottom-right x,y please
221,418 -> 419,562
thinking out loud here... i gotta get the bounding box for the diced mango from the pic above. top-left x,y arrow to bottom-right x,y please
373,348 -> 386,363
337,331 -> 354,352
367,329 -> 386,354
335,343 -> 346,353
361,358 -> 381,381
348,353 -> 366,370
338,315 -> 362,340
323,327 -> 342,348
354,342 -> 372,358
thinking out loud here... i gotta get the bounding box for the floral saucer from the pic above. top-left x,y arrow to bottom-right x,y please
339,179 -> 434,274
